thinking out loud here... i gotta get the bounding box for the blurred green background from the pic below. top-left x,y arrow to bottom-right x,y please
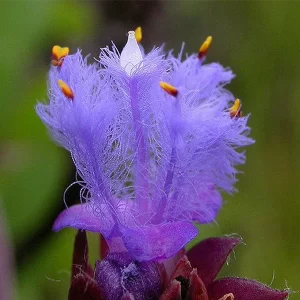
0,1 -> 299,299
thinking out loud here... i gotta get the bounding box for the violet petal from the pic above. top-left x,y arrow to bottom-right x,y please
207,277 -> 289,300
190,188 -> 222,224
187,236 -> 242,286
120,222 -> 198,261
53,204 -> 113,237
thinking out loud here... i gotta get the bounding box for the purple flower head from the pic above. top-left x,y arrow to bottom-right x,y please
36,30 -> 253,262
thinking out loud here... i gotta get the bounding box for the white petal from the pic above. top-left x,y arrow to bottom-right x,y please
120,31 -> 143,75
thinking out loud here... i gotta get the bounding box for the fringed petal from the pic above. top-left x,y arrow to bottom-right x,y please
190,188 -> 222,224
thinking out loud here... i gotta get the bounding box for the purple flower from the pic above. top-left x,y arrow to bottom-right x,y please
36,30 -> 253,262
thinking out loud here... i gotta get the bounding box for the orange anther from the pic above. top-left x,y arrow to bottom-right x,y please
52,45 -> 69,66
58,79 -> 73,100
159,81 -> 178,97
135,27 -> 142,43
198,36 -> 212,59
230,99 -> 242,118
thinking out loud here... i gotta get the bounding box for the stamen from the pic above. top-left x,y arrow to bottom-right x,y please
159,81 -> 178,97
198,36 -> 212,59
120,31 -> 143,75
135,26 -> 142,43
230,99 -> 242,118
58,79 -> 73,100
52,45 -> 69,66
218,293 -> 234,300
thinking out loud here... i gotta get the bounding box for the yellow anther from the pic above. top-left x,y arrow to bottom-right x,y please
230,99 -> 242,118
198,36 -> 212,59
218,293 -> 234,300
58,79 -> 73,100
135,26 -> 142,43
159,81 -> 178,97
52,45 -> 69,66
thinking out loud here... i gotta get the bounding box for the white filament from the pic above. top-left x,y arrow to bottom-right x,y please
120,31 -> 143,75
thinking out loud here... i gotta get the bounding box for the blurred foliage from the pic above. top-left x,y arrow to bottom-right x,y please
0,1 -> 299,299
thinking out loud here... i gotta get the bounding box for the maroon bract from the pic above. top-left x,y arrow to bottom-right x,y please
68,231 -> 104,300
68,233 -> 288,300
